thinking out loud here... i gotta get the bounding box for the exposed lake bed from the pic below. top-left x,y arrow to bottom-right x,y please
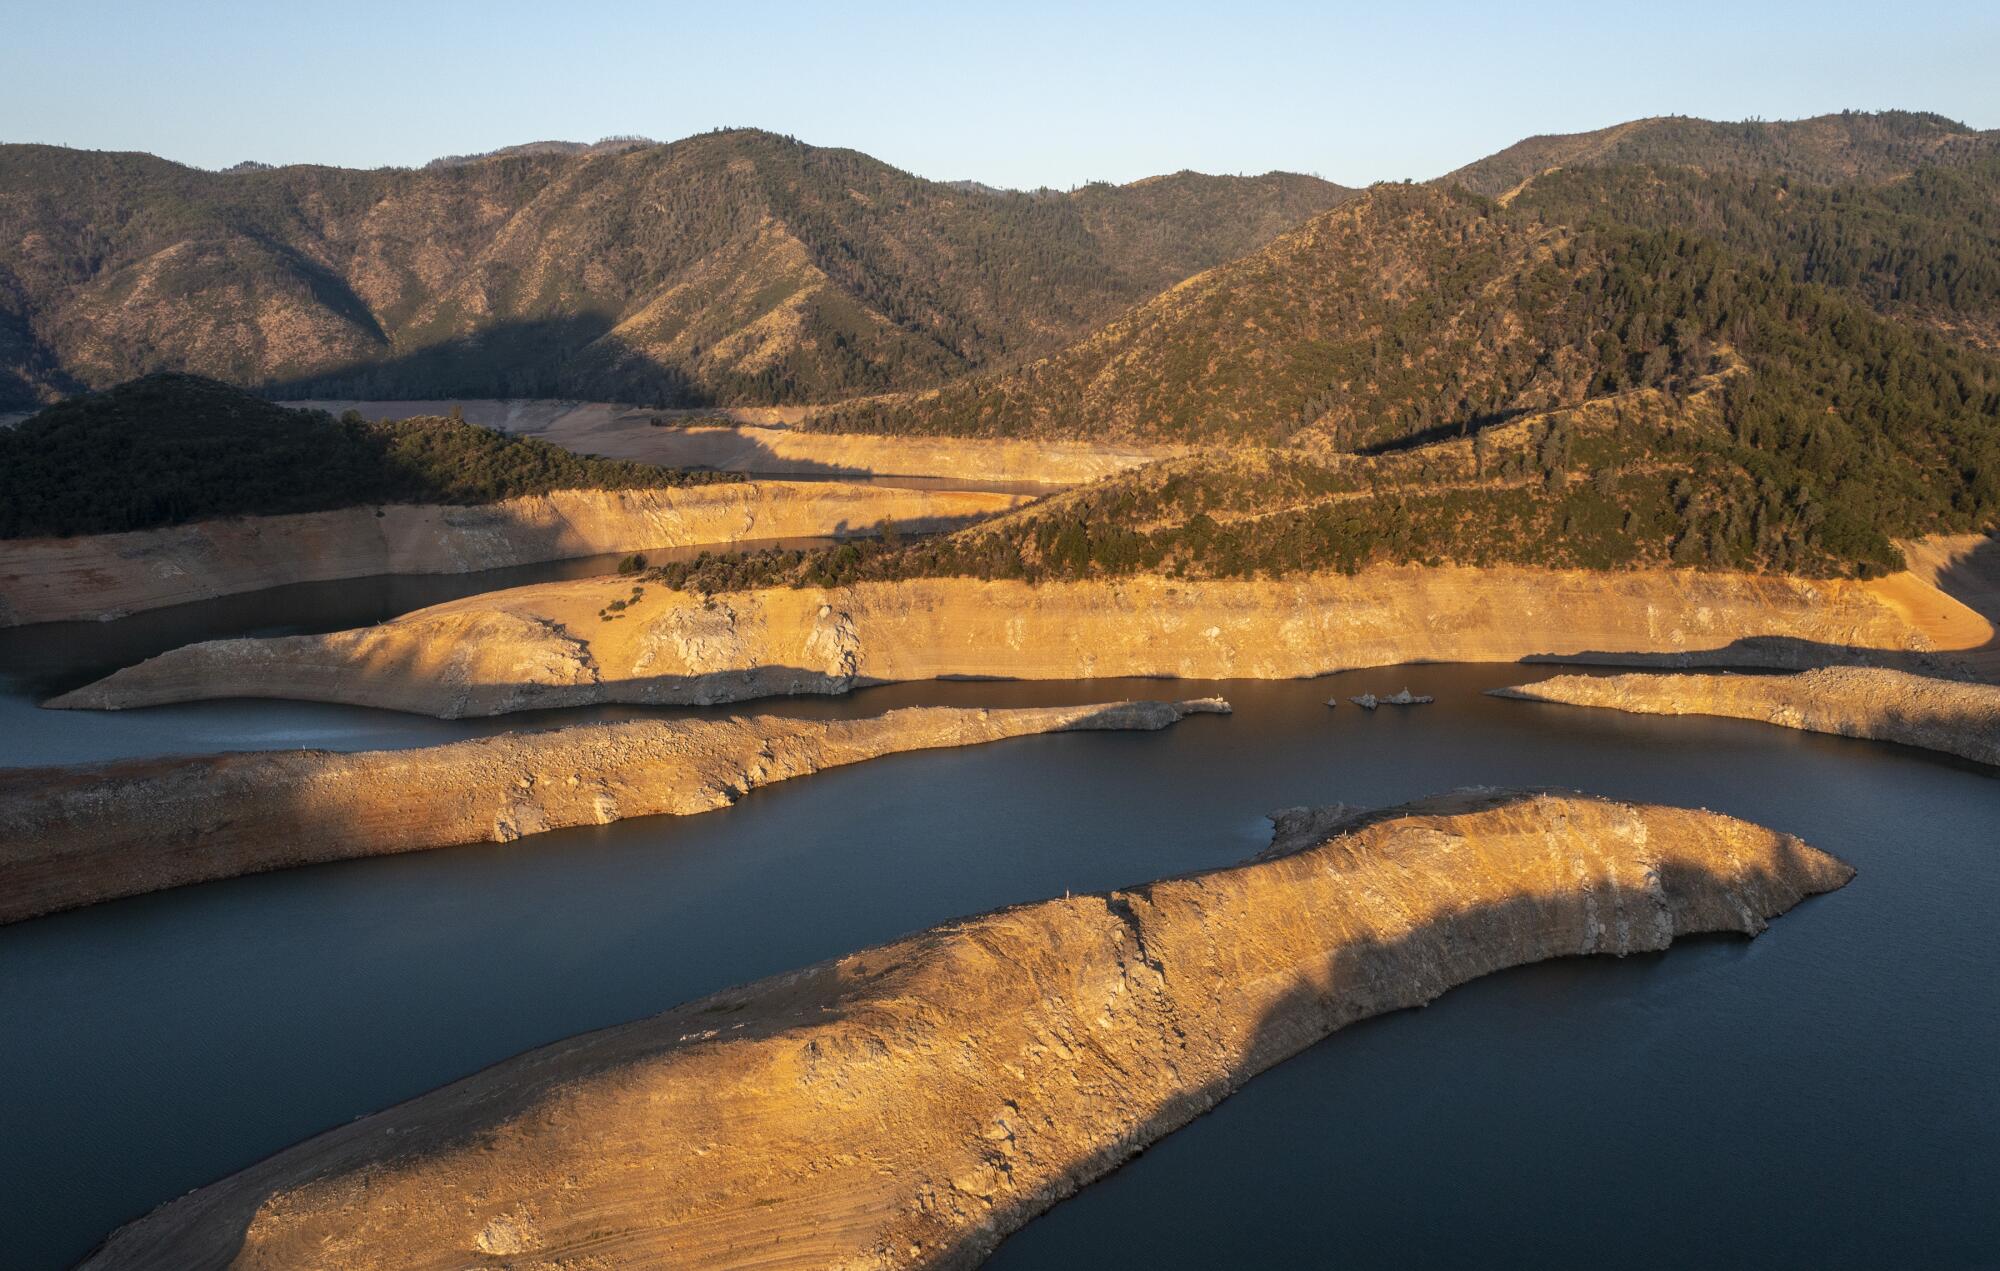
3,644 -> 1995,1267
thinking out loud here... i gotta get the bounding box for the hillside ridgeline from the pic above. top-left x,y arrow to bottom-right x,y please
0,131 -> 1349,409
1445,110 -> 1997,197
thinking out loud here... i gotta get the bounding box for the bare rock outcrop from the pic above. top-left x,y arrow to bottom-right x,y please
78,789 -> 1851,1270
1491,667 -> 2000,766
50,566 -> 1941,717
1349,687 -> 1434,709
0,482 -> 1027,627
0,700 -> 1225,925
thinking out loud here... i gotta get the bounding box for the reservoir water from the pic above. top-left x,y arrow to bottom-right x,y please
1,571 -> 1995,1268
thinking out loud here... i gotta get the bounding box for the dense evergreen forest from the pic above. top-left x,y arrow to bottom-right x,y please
1511,157 -> 2000,350
0,374 -> 731,538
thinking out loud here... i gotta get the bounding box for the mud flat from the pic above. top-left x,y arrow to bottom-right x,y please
78,789 -> 1850,1270
292,399 -> 1177,485
1492,667 -> 2000,766
53,566 -> 1945,717
0,700 -> 1219,925
0,482 -> 1025,628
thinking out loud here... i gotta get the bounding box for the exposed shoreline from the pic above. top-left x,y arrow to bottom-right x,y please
0,699 -> 1223,925
1491,667 -> 2000,766
49,565 -> 1966,717
0,482 -> 1025,628
289,400 -> 1181,485
77,789 -> 1851,1270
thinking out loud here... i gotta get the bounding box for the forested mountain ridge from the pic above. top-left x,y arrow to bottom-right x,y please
0,131 -> 1350,410
1507,156 -> 2000,351
794,149 -> 2000,578
815,183 -> 1599,445
812,128 -> 2000,452
1445,110 -> 1998,198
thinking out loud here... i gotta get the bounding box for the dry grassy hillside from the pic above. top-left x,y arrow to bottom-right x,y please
0,132 -> 1348,409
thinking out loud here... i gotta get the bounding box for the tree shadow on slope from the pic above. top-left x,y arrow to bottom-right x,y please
259,316 -> 712,408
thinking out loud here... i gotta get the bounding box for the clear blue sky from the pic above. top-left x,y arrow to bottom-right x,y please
5,1 -> 1996,187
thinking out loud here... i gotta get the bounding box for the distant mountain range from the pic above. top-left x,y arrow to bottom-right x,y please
12,110 -> 1998,585
0,130 -> 1348,409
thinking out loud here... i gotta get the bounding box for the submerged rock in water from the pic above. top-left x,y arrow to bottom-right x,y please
79,788 -> 1849,1271
1351,687 -> 1434,710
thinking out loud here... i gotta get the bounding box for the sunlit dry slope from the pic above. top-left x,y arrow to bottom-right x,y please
0,131 -> 1348,409
815,163 -> 2000,473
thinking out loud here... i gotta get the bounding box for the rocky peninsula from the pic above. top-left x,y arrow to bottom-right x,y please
0,481 -> 1026,627
52,565 -> 1947,717
1492,667 -> 2000,766
0,699 -> 1223,925
78,789 -> 1851,1270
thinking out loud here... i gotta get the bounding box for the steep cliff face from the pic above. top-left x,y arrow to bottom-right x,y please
0,482 -> 1025,627
0,700 -> 1223,925
52,566 -> 1938,717
79,790 -> 1852,1271
1493,668 -> 2000,766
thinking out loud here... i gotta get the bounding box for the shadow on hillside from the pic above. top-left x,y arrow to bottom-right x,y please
259,317 -> 713,407
1350,408 -> 1531,456
1924,533 -> 2000,671
72,790 -> 1836,1268
612,426 -> 868,479
1523,633 -> 1989,681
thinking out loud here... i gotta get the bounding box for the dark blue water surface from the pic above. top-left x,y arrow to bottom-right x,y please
0,584 -> 1995,1269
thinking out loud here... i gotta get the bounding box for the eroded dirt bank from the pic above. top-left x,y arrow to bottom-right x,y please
0,482 -> 1025,627
0,700 -> 1219,925
292,399 -> 1177,484
79,789 -> 1851,1271
53,566 -> 1945,717
1493,667 -> 2000,766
